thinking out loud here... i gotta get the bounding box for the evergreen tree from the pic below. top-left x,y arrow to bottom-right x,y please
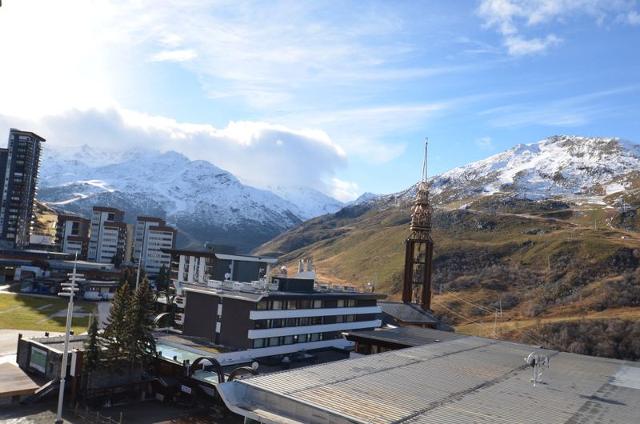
103,281 -> 132,363
111,248 -> 124,268
126,278 -> 157,369
84,315 -> 101,372
155,265 -> 170,292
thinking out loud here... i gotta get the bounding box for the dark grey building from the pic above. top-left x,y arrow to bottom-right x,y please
0,129 -> 45,248
181,275 -> 384,357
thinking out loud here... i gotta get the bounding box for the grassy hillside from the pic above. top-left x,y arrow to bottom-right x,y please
255,195 -> 640,344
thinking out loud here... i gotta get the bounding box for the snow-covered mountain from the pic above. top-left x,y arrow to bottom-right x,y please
268,185 -> 343,219
37,146 -> 341,251
425,135 -> 640,205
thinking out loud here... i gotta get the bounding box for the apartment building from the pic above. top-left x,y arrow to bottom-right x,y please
0,129 -> 45,248
180,262 -> 384,357
133,216 -> 176,277
55,214 -> 90,259
87,206 -> 127,264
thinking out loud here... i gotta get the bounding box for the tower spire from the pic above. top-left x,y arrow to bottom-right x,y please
421,138 -> 428,183
402,137 -> 434,310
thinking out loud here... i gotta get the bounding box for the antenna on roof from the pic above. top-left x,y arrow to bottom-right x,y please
525,352 -> 550,387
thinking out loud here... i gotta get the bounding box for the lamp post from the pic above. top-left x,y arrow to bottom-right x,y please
55,253 -> 84,424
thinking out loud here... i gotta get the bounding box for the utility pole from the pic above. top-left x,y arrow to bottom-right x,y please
55,254 -> 84,424
135,256 -> 143,290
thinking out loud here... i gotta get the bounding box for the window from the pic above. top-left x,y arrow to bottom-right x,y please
253,339 -> 265,348
336,315 -> 344,323
299,299 -> 311,309
256,301 -> 268,310
285,318 -> 297,327
271,300 -> 282,310
298,317 -> 310,326
286,300 -> 297,310
254,320 -> 268,330
271,319 -> 284,328
313,299 -> 323,308
298,334 -> 308,343
283,335 -> 295,345
309,333 -> 321,342
346,315 -> 355,322
268,337 -> 280,347
337,299 -> 345,308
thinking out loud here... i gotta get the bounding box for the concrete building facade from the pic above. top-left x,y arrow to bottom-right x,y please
133,216 -> 176,277
0,129 -> 45,248
87,206 -> 127,264
55,214 -> 90,259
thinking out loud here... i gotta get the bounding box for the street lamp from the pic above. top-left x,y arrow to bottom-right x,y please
55,253 -> 84,424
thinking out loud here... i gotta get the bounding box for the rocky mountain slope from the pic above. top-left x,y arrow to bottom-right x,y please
37,146 -> 342,251
255,135 -> 640,342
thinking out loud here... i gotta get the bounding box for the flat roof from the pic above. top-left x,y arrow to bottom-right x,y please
218,336 -> 640,424
183,284 -> 384,302
214,253 -> 278,264
92,206 -> 124,213
379,301 -> 439,325
28,335 -> 89,353
345,327 -> 464,347
9,128 -> 46,142
0,363 -> 42,397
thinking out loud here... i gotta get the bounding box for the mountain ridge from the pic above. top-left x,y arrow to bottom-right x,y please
254,135 -> 640,340
37,145 -> 342,251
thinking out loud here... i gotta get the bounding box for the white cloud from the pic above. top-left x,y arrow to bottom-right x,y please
627,10 -> 640,25
0,108 -> 347,197
477,0 -> 640,55
480,85 -> 640,127
504,34 -> 561,55
0,0 -> 119,117
330,178 -> 360,202
150,49 -> 198,62
475,136 -> 494,150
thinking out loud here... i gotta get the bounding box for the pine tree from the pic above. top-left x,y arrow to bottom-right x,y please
103,281 -> 132,364
126,278 -> 156,369
155,265 -> 170,292
84,315 -> 101,372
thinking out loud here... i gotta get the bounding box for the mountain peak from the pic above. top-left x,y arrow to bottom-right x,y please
430,134 -> 639,204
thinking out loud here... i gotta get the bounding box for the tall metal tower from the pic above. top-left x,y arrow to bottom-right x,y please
402,139 -> 434,310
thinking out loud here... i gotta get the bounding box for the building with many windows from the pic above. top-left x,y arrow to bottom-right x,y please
0,129 -> 45,248
164,248 -> 277,287
180,264 -> 384,358
55,214 -> 90,259
133,216 -> 176,277
87,206 -> 127,264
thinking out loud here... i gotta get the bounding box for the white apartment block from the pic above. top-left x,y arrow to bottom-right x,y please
133,216 -> 176,277
87,206 -> 127,264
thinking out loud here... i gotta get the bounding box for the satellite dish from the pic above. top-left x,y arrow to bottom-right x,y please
251,361 -> 259,371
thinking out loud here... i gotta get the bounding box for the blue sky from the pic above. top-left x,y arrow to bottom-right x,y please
0,0 -> 639,200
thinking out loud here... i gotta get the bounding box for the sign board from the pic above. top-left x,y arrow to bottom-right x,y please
29,346 -> 47,373
180,385 -> 192,394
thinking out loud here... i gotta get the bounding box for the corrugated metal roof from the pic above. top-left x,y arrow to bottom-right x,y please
346,327 -> 464,347
218,336 -> 640,424
379,301 -> 439,324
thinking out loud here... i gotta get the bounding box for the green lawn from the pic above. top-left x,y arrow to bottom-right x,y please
0,293 -> 96,334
